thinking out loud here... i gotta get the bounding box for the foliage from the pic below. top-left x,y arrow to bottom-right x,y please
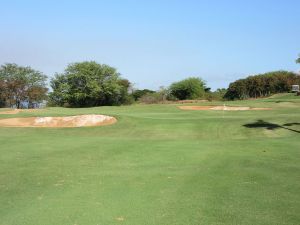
132,89 -> 155,101
139,92 -> 160,104
0,98 -> 5,107
0,63 -> 48,108
117,79 -> 134,105
139,87 -> 169,104
169,77 -> 207,100
49,61 -> 132,107
205,88 -> 227,101
224,71 -> 300,100
296,54 -> 300,64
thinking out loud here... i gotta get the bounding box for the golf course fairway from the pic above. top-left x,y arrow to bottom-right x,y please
0,94 -> 299,225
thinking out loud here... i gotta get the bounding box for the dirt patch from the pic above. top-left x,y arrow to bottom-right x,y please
0,109 -> 42,115
0,114 -> 117,127
0,109 -> 21,115
175,99 -> 208,104
178,106 -> 271,111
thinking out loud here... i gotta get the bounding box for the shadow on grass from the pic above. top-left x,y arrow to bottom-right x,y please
243,120 -> 300,134
274,100 -> 296,103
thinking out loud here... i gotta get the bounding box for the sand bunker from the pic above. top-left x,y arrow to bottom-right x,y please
179,106 -> 271,111
0,114 -> 117,127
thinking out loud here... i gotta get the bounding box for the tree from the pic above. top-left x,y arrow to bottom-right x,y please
224,71 -> 300,100
118,79 -> 134,104
0,63 -> 48,108
131,89 -> 155,101
169,77 -> 207,100
49,61 -> 131,107
296,54 -> 300,64
48,74 -> 69,106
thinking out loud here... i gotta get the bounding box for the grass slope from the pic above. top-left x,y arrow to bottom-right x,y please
0,94 -> 300,225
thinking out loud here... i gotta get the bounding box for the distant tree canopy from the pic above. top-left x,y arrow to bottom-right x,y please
205,88 -> 227,101
49,61 -> 132,107
224,71 -> 300,100
297,54 -> 300,64
2,59 -> 300,108
131,89 -> 155,101
169,77 -> 207,100
0,63 -> 48,108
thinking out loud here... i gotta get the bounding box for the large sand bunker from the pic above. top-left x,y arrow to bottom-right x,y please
179,106 -> 271,111
0,114 -> 117,127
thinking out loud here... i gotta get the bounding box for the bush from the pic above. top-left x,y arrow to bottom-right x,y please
131,89 -> 155,101
224,71 -> 300,100
139,93 -> 161,104
204,88 -> 227,101
169,77 -> 206,100
49,61 -> 132,107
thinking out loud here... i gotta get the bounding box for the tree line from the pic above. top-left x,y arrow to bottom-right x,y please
224,71 -> 300,100
223,56 -> 300,100
0,55 -> 299,108
0,61 -> 213,108
0,61 -> 133,108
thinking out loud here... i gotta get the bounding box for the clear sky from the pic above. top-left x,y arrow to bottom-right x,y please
1,0 -> 299,90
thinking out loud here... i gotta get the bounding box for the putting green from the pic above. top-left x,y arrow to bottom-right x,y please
0,94 -> 299,225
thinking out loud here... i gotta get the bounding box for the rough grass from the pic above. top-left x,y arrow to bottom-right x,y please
0,94 -> 300,225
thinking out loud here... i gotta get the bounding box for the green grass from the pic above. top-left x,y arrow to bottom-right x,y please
1,95 -> 300,225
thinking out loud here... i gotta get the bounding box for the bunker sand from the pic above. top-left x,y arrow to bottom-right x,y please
0,114 -> 117,127
178,106 -> 272,111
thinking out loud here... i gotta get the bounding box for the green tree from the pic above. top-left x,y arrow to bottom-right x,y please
224,71 -> 300,100
0,63 -> 48,108
296,54 -> 300,64
205,88 -> 227,101
118,79 -> 134,105
169,77 -> 207,100
49,61 -> 131,107
132,89 -> 155,101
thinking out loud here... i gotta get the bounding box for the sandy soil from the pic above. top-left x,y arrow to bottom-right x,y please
178,106 -> 272,111
0,114 -> 117,127
0,109 -> 42,115
0,109 -> 21,115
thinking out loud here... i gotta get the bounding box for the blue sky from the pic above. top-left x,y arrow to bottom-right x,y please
0,0 -> 299,90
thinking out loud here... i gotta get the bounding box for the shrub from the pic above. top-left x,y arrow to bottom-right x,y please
169,77 -> 206,100
224,71 -> 300,100
49,61 -> 132,107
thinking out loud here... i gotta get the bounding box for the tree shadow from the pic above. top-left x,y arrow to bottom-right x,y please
243,120 -> 300,134
274,100 -> 295,103
283,122 -> 300,126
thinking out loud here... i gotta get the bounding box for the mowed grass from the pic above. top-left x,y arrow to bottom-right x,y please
0,94 -> 300,225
